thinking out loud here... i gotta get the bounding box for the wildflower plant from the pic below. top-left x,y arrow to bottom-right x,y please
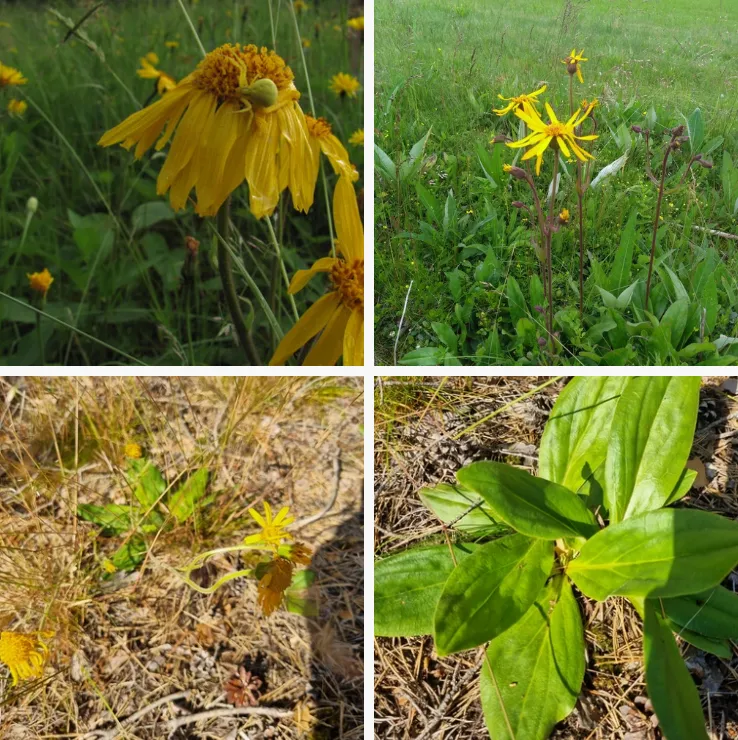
0,630 -> 54,686
375,376 -> 738,740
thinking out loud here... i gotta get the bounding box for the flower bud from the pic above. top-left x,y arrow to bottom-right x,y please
185,235 -> 200,255
697,159 -> 713,169
507,165 -> 527,180
537,336 -> 547,347
533,305 -> 544,314
26,196 -> 38,215
631,125 -> 642,134
671,125 -> 686,137
491,134 -> 511,144
558,208 -> 570,225
511,201 -> 526,209
566,62 -> 578,76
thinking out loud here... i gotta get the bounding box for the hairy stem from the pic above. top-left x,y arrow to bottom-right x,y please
645,144 -> 671,309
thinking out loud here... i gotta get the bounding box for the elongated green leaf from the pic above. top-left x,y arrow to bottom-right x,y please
568,509 -> 738,601
77,503 -> 133,535
480,577 -> 585,740
434,535 -> 552,655
374,544 -> 480,637
167,468 -> 210,522
608,209 -> 638,292
659,586 -> 738,639
456,462 -> 598,541
664,468 -> 698,507
110,534 -> 148,572
418,483 -> 504,535
126,458 -> 166,509
604,377 -> 700,523
641,600 -> 709,740
665,619 -> 732,658
539,376 -> 630,498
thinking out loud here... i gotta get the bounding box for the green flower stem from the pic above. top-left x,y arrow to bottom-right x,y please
176,0 -> 207,58
265,217 -> 299,321
546,151 -> 560,349
216,201 -> 261,365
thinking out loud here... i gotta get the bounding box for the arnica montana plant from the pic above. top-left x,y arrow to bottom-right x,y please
375,376 -> 738,740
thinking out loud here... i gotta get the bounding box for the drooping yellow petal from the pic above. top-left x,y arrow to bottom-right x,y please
576,65 -> 584,84
343,309 -> 364,366
244,113 -> 281,219
333,176 -> 363,262
289,256 -> 339,294
544,102 -> 560,126
303,303 -> 352,366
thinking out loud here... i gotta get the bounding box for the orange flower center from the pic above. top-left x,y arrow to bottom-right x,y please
544,123 -> 567,138
305,115 -> 333,139
331,259 -> 364,311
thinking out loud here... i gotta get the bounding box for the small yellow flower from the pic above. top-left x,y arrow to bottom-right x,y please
0,21 -> 11,29
257,557 -> 294,615
329,72 -> 361,98
27,268 -> 53,295
503,163 -> 513,173
124,442 -> 142,459
0,631 -> 54,686
0,62 -> 27,87
559,208 -> 570,224
562,48 -> 588,84
102,559 -> 118,574
347,16 -> 364,31
294,0 -> 309,11
245,502 -> 295,550
302,37 -> 311,48
136,57 -> 176,96
7,98 -> 27,117
348,129 -> 364,146
165,40 -> 179,49
493,84 -> 547,117
145,52 -> 159,65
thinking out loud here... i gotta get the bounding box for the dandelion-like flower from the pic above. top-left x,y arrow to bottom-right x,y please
270,176 -> 364,366
559,208 -> 570,224
493,84 -> 547,117
348,129 -> 364,146
245,502 -> 295,550
124,442 -> 142,459
347,16 -> 364,31
562,48 -> 588,83
137,56 -> 177,95
0,61 -> 27,87
305,115 -> 355,183
507,102 -> 597,176
165,40 -> 179,49
99,43 -> 315,219
27,268 -> 53,295
0,631 -> 53,686
257,557 -> 294,615
329,72 -> 361,98
7,98 -> 27,117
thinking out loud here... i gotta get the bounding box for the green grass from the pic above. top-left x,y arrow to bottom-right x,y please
375,0 -> 738,366
0,0 -> 363,366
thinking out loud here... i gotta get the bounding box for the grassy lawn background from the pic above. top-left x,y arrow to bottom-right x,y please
375,0 -> 738,365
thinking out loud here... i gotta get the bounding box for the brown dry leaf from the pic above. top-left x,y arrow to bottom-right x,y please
686,457 -> 708,488
196,622 -> 215,647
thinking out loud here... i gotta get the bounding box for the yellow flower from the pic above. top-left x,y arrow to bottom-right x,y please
493,84 -> 547,117
581,98 -> 598,112
7,98 -> 27,117
124,442 -> 142,459
0,62 -> 27,87
329,72 -> 361,98
145,52 -> 159,65
348,129 -> 364,146
102,559 -> 117,574
137,57 -> 177,96
347,16 -> 364,31
165,40 -> 179,49
0,631 -> 53,686
507,102 -> 598,176
294,0 -> 309,11
27,268 -> 53,295
0,21 -> 11,29
562,48 -> 588,84
270,176 -> 364,366
245,502 -> 295,550
257,557 -> 294,615
559,208 -> 570,224
503,163 -> 513,173
302,37 -> 311,48
99,43 -> 315,219
305,115 -> 355,183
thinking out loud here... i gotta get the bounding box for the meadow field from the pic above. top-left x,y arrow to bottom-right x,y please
375,0 -> 738,365
0,0 -> 364,366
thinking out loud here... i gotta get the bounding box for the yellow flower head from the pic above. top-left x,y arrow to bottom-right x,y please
294,0 -> 309,11
137,57 -> 177,96
27,268 -> 53,295
145,52 -> 159,65
257,557 -> 294,615
507,102 -> 598,176
124,442 -> 142,459
270,176 -> 364,366
562,48 -> 588,84
348,129 -> 364,146
559,208 -> 570,224
0,62 -> 27,87
165,40 -> 179,49
503,163 -> 513,173
7,98 -> 27,117
305,114 -> 356,182
493,84 -> 546,117
0,631 -> 53,686
245,502 -> 295,550
99,43 -> 316,219
329,72 -> 361,98
347,16 -> 364,31
302,37 -> 311,48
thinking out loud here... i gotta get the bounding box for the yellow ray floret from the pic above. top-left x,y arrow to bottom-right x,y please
329,72 -> 361,98
270,176 -> 364,367
493,84 -> 547,117
305,115 -> 356,184
0,61 -> 27,87
7,98 -> 27,117
27,268 -> 53,295
0,631 -> 54,686
506,102 -> 598,176
99,44 -> 315,219
245,502 -> 295,550
562,48 -> 588,84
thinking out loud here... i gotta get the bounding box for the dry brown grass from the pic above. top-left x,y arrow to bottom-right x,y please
374,375 -> 738,740
0,376 -> 364,740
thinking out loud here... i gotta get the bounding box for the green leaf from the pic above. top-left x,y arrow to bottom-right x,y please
539,376 -> 630,498
659,586 -> 738,640
374,544 -> 480,637
431,322 -> 457,353
416,181 -> 442,223
608,208 -> 637,292
664,468 -> 698,506
374,144 -> 397,182
456,462 -> 598,541
109,534 -> 148,572
131,201 -> 176,232
434,535 -> 553,655
665,620 -> 732,659
604,377 -> 700,523
686,107 -> 705,155
568,509 -> 738,601
126,458 -> 166,509
506,276 -> 527,327
418,482 -> 503,534
167,468 -> 210,523
661,299 -> 689,348
701,274 -> 718,334
285,569 -> 318,617
641,600 -> 709,740
77,503 -> 133,535
480,577 -> 585,740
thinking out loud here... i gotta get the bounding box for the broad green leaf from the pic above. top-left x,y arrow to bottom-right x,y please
604,377 -> 700,523
431,322 -> 457,353
131,201 -> 176,232
374,544 -> 480,637
285,569 -> 318,617
480,577 -> 585,740
539,376 -> 629,498
167,468 -> 210,523
660,299 -> 689,348
608,209 -> 637,292
374,144 -> 397,182
506,276 -> 527,327
110,534 -> 148,572
126,458 -> 166,509
568,509 -> 738,601
456,462 -> 598,541
77,503 -> 133,535
686,107 -> 705,154
665,620 -> 732,659
434,535 -> 553,655
641,600 -> 709,740
664,468 -> 698,507
659,586 -> 738,639
418,482 -> 504,534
